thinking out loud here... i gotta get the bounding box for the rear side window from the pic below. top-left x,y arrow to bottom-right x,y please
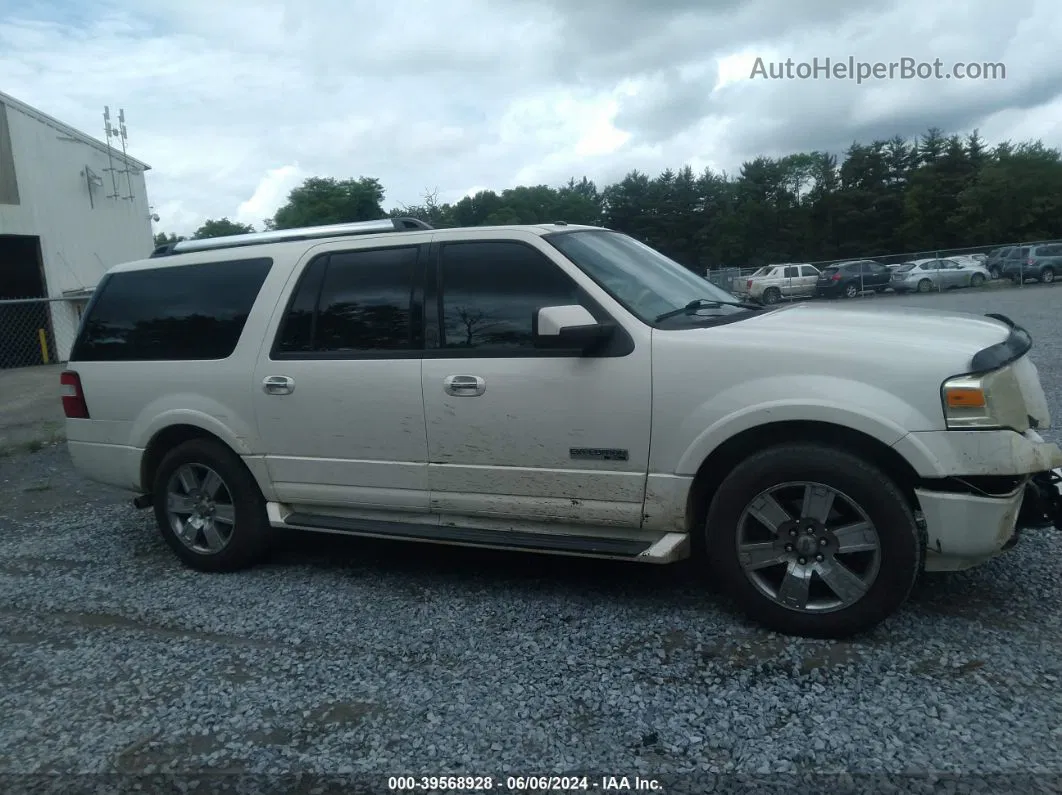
273,245 -> 420,355
783,266 -> 798,278
71,258 -> 273,361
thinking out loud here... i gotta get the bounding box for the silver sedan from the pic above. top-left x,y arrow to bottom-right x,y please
890,257 -> 990,293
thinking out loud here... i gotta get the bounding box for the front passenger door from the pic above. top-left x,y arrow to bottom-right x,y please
420,236 -> 652,528
799,265 -> 819,295
865,261 -> 890,289
781,265 -> 799,296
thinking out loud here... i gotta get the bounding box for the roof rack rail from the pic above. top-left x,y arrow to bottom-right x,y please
153,217 -> 433,257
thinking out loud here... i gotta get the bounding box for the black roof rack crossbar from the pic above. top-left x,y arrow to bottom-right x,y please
150,217 -> 433,257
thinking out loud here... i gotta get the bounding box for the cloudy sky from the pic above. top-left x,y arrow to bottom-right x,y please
2,0 -> 1060,236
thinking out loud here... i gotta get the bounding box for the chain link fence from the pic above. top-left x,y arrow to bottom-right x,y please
706,239 -> 1060,302
0,297 -> 86,370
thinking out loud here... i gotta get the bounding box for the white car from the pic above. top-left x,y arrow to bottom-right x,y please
890,258 -> 991,292
61,219 -> 1062,639
740,263 -> 821,304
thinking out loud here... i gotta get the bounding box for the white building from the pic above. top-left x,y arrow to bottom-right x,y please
0,90 -> 154,366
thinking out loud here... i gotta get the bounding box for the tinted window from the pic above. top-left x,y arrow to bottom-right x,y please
438,241 -> 584,352
72,258 -> 272,361
783,266 -> 798,278
273,258 -> 327,353
800,266 -> 818,277
276,246 -> 418,354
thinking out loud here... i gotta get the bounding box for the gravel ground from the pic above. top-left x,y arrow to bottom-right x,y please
1,285 -> 1061,794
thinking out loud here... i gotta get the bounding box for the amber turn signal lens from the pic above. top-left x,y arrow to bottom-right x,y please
945,387 -> 986,408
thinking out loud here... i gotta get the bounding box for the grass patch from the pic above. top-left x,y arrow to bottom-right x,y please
0,427 -> 66,459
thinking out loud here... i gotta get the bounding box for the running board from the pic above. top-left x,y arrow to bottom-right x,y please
273,508 -> 688,563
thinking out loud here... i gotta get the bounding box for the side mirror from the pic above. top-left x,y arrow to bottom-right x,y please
535,305 -> 615,354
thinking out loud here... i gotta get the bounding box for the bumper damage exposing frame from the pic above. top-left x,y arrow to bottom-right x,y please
1018,468 -> 1062,531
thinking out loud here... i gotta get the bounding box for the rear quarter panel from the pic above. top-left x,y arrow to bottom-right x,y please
65,251 -> 294,456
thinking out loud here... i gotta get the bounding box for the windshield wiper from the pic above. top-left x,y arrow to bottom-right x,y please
654,298 -> 763,323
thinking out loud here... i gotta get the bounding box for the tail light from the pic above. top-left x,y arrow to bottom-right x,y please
832,273 -> 842,281
746,279 -> 752,290
60,370 -> 90,419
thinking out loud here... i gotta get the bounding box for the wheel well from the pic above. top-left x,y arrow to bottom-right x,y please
140,424 -> 230,493
684,420 -> 921,542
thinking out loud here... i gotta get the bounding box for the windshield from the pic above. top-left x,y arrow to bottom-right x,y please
545,230 -> 750,324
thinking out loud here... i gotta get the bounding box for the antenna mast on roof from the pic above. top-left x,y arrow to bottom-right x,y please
102,106 -> 136,201
116,108 -> 135,201
102,106 -> 120,200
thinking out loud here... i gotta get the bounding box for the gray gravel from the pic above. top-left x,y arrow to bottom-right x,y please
1,285 -> 1061,793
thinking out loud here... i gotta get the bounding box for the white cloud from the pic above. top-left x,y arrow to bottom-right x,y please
236,164 -> 305,228
1,0 -> 1060,236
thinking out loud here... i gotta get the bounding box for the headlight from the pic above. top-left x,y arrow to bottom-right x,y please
941,366 -> 1029,431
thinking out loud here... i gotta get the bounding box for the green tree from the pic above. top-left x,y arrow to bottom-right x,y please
192,218 -> 254,239
271,176 -> 387,229
153,231 -> 186,248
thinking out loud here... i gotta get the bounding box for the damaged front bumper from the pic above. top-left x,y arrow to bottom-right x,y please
1018,468 -> 1062,531
914,430 -> 1062,572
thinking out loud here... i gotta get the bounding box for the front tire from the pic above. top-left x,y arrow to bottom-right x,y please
703,444 -> 922,638
970,273 -> 985,288
152,438 -> 272,572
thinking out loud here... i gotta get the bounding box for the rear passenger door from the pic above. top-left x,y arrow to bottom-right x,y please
251,243 -> 430,512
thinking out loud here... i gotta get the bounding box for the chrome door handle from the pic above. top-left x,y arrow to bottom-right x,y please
262,375 -> 295,395
443,375 -> 485,397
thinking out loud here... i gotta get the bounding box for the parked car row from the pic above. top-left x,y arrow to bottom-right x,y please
736,257 -> 995,305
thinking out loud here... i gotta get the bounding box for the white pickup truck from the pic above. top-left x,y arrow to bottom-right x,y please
741,263 -> 822,304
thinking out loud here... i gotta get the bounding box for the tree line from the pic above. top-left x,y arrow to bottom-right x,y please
154,127 -> 1062,270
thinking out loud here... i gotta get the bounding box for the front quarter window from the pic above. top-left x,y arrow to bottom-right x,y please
545,230 -> 749,325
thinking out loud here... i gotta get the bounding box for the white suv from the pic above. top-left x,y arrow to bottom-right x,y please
60,219 -> 1062,638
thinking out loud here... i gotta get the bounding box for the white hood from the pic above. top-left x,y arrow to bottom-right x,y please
735,303 -> 1011,364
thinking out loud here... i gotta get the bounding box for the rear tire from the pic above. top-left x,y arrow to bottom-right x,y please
1041,267 -> 1055,284
762,287 -> 781,305
989,266 -> 1001,280
844,283 -> 859,299
917,279 -> 932,293
151,438 -> 272,572
703,444 -> 923,638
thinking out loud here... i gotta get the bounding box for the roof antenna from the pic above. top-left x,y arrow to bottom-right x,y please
102,106 -> 120,200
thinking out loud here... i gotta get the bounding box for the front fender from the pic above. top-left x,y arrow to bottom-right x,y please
670,375 -> 940,475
